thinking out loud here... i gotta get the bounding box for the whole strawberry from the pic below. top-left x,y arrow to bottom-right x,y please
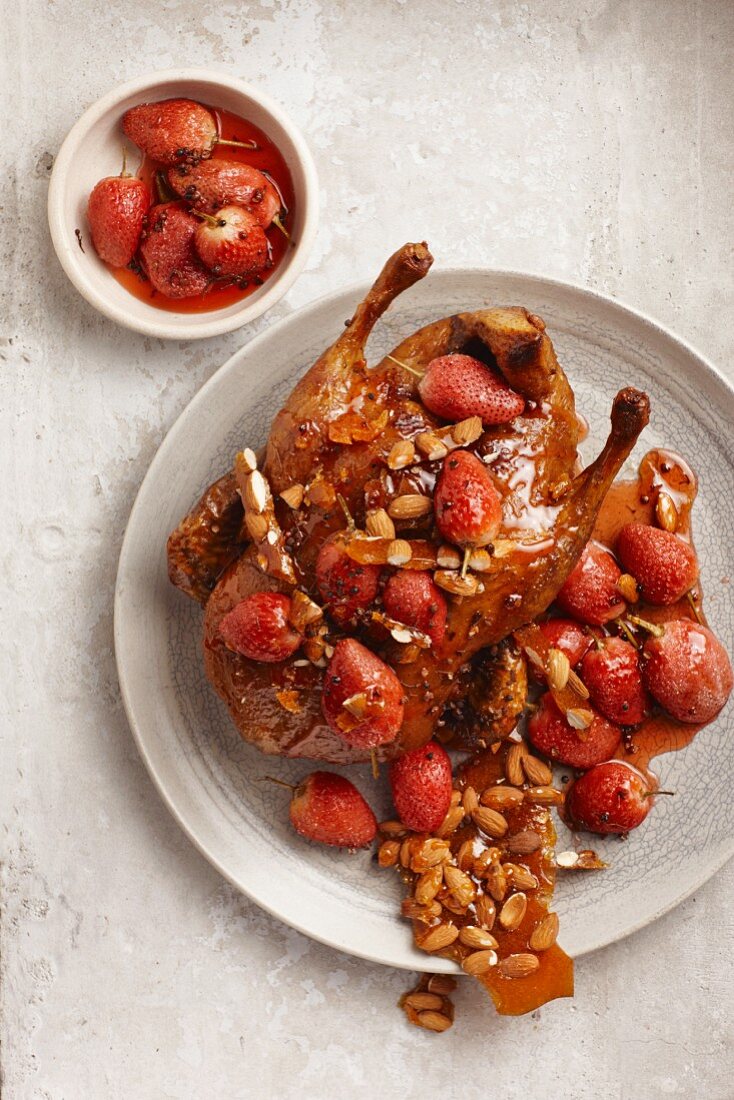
418,354 -> 525,425
538,618 -> 594,669
194,206 -> 270,277
383,571 -> 448,646
316,532 -> 382,626
289,771 -> 377,848
566,761 -> 653,834
527,692 -> 620,768
322,639 -> 404,748
168,160 -> 282,225
555,541 -> 626,626
122,98 -> 255,166
616,522 -> 698,605
580,637 -> 649,725
641,619 -> 733,724
87,172 -> 150,267
219,592 -> 302,662
434,450 -> 502,550
139,203 -> 210,299
389,741 -> 453,832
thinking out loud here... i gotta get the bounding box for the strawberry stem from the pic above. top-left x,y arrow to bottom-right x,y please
370,748 -> 379,780
627,614 -> 664,638
272,212 -> 295,247
261,775 -> 297,792
618,620 -> 639,649
216,137 -> 259,151
644,789 -> 675,799
461,546 -> 471,579
120,147 -> 128,178
336,493 -> 356,532
686,590 -> 704,624
386,353 -> 422,379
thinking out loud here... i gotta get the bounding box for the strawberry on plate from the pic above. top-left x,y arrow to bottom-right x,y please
289,771 -> 377,848
527,692 -> 620,768
86,172 -> 150,267
167,160 -> 283,225
538,618 -> 594,669
566,761 -> 653,835
434,450 -> 502,550
316,532 -> 382,626
580,636 -> 649,725
193,206 -> 270,277
389,741 -> 452,832
123,98 -> 255,166
322,639 -> 405,748
555,541 -> 626,626
139,203 -> 210,299
641,619 -> 733,724
418,354 -> 525,425
219,592 -> 302,662
383,571 -> 448,646
616,522 -> 699,605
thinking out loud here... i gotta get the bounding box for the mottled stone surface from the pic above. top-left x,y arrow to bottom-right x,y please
1,1 -> 733,1098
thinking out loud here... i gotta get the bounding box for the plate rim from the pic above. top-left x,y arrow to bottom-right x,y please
114,265 -> 734,968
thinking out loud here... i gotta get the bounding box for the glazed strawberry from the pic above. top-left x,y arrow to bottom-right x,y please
580,637 -> 649,725
219,592 -> 302,662
566,761 -> 653,834
389,741 -> 452,832
122,98 -> 254,166
538,618 -> 594,668
86,172 -> 149,267
527,692 -> 620,768
383,571 -> 448,646
139,203 -> 210,299
641,619 -> 733,724
193,206 -> 270,277
616,523 -> 699,605
418,354 -> 525,425
434,450 -> 502,549
316,533 -> 381,626
167,160 -> 282,224
289,771 -> 377,848
555,541 -> 626,626
322,639 -> 404,748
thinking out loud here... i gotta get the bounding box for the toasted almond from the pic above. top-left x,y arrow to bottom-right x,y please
400,837 -> 417,868
342,692 -> 367,719
555,850 -> 580,869
656,491 -> 678,532
451,415 -> 483,446
416,1009 -> 453,1032
472,807 -> 509,838
280,483 -> 304,509
505,742 -> 528,786
529,911 -> 560,951
485,864 -> 508,903
480,785 -> 525,811
303,636 -> 326,664
377,839 -> 400,867
245,512 -> 269,541
436,544 -> 461,569
456,839 -> 475,871
547,647 -> 570,692
435,805 -> 466,839
434,569 -> 479,597
462,786 -> 479,814
499,892 -> 528,930
505,829 -> 542,855
474,894 -> 497,930
617,572 -> 639,603
522,754 -> 553,786
401,898 -> 442,921
418,922 -> 459,953
459,926 -> 499,950
387,439 -> 416,470
498,953 -> 540,979
411,838 -> 451,872
502,863 -> 539,891
416,431 -> 449,461
450,789 -> 462,805
403,992 -> 444,1012
461,949 -> 498,976
388,493 -> 433,520
443,864 -> 476,907
365,508 -> 396,540
472,848 -> 500,879
387,538 -> 413,566
468,548 -> 493,572
379,819 -> 407,838
524,785 -> 563,806
415,865 -> 444,905
566,707 -> 594,730
244,469 -> 269,513
567,669 -> 590,699
576,849 -> 608,870
240,447 -> 258,472
288,589 -> 323,631
426,974 -> 457,995
344,536 -> 389,565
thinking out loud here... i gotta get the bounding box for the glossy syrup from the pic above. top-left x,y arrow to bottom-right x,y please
110,104 -> 295,313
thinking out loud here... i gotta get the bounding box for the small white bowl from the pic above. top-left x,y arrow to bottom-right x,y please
48,69 -> 319,340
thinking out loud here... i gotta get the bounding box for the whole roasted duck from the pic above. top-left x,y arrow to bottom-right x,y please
168,243 -> 649,763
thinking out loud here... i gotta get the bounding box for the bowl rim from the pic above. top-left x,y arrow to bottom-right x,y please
47,67 -> 319,340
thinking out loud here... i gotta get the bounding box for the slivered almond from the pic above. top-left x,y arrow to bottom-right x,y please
656,491 -> 678,532
365,508 -> 395,540
498,953 -> 540,979
529,912 -> 560,951
480,786 -> 524,810
387,439 -> 416,470
547,647 -> 570,692
459,926 -> 499,950
474,894 -> 497,930
434,570 -> 479,597
416,1009 -> 453,1032
505,830 -> 542,855
617,572 -> 639,603
451,415 -> 483,446
403,992 -> 444,1012
436,544 -> 461,569
499,892 -> 527,930
566,707 -> 594,730
505,742 -> 528,786
418,922 -> 459,953
522,754 -> 552,786
461,949 -> 498,975
388,493 -> 433,520
280,483 -> 304,509
416,432 -> 449,461
387,539 -> 413,566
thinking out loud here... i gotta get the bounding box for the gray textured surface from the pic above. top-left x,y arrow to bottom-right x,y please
2,1 -> 734,1098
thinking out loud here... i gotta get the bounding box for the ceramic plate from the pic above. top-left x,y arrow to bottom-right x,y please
115,269 -> 734,970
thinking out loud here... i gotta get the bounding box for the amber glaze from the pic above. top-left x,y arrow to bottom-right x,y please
110,104 -> 295,313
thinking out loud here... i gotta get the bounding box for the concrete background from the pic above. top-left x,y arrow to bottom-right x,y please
2,1 -> 733,1097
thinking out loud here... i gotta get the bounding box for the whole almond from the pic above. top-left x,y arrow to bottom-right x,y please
505,829 -> 542,855
617,572 -> 639,603
245,512 -> 269,541
459,926 -> 499,950
524,785 -> 563,806
499,892 -> 528,931
502,863 -> 539,891
387,538 -> 413,566
443,864 -> 476,907
401,898 -> 442,921
379,819 -> 407,838
435,805 -> 466,839
416,432 -> 449,461
485,864 -> 508,902
451,415 -> 483,446
403,992 -> 444,1012
427,974 -> 457,995
472,807 -> 509,838
462,786 -> 479,814
473,894 -> 497,929
480,786 -> 525,811
505,742 -> 528,786
244,469 -> 269,513
411,838 -> 451,872
388,493 -> 432,520
437,544 -> 461,569
461,949 -> 498,976
365,508 -> 396,540
387,439 -> 416,470
456,839 -> 475,871
418,922 -> 459,953
416,1009 -> 453,1032
529,911 -> 560,951
547,647 -> 570,692
522,754 -> 553,786
656,491 -> 678,532
498,953 -> 540,979
567,669 -> 590,699
415,865 -> 444,905
377,839 -> 400,867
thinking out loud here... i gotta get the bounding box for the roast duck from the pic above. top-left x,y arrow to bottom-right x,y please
168,243 -> 650,765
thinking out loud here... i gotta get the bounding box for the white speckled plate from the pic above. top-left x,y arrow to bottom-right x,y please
115,269 -> 734,971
